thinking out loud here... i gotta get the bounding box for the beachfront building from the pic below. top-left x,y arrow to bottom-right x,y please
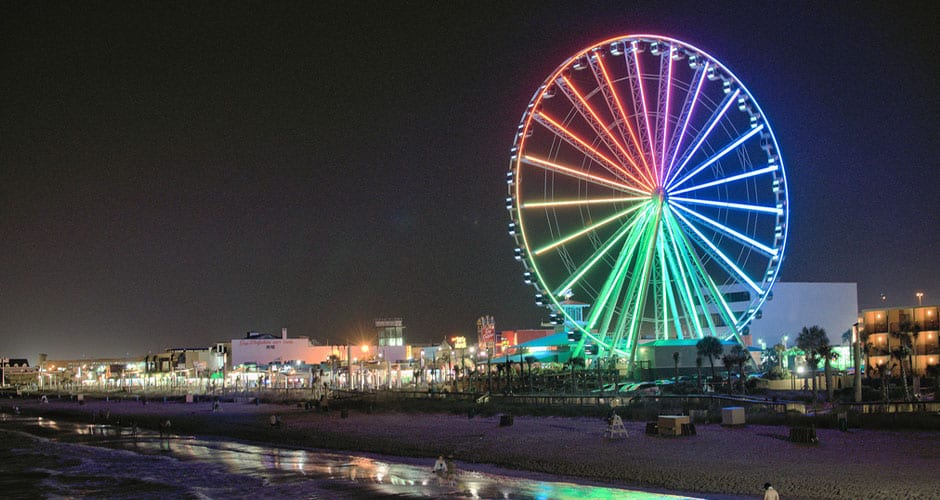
633,339 -> 743,380
40,356 -> 146,391
376,318 -> 405,347
230,329 -> 334,367
860,304 -> 940,377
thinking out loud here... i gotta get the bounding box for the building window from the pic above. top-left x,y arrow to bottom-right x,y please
724,291 -> 751,303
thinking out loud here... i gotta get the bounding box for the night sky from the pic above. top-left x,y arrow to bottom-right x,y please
2,2 -> 938,361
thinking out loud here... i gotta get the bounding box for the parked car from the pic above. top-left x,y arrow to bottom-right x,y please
619,382 -> 660,396
591,383 -> 627,394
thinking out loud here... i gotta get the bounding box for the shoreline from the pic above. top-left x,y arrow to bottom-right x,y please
7,397 -> 940,499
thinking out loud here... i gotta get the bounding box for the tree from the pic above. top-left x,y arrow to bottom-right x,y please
761,346 -> 780,371
891,345 -> 913,401
721,354 -> 735,393
796,325 -> 829,402
568,356 -> 586,392
729,344 -> 750,393
672,351 -> 680,384
774,342 -> 786,364
897,321 -> 921,393
695,355 -> 703,391
817,344 -> 840,402
890,321 -> 921,401
860,327 -> 873,383
696,336 -> 723,386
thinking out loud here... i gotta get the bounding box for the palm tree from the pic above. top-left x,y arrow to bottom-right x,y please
898,321 -> 921,388
870,362 -> 890,403
860,327 -> 873,383
696,336 -> 723,387
773,342 -> 787,374
796,325 -> 829,402
891,345 -> 913,401
672,352 -> 680,384
817,344 -> 840,402
721,354 -> 735,393
729,344 -> 749,392
890,321 -> 921,401
695,355 -> 703,391
568,356 -> 585,392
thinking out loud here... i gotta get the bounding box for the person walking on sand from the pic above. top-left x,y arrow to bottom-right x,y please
763,482 -> 780,500
159,419 -> 172,450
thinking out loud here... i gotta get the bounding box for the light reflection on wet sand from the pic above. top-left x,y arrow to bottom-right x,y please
7,414 -> 717,499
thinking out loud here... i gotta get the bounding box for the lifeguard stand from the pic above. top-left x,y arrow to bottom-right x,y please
604,413 -> 628,439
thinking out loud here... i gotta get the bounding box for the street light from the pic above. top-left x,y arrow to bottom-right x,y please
916,292 -> 924,306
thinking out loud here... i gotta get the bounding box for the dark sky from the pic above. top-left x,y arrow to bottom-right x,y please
2,2 -> 938,361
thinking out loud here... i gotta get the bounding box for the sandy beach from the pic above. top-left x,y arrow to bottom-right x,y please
7,396 -> 939,499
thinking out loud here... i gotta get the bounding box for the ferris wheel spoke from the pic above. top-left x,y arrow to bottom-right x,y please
656,226 -> 683,339
662,64 -> 708,183
555,75 -> 653,189
622,234 -> 658,356
665,88 -> 741,188
655,46 -> 675,183
533,113 -> 653,192
670,207 -> 762,294
667,124 -> 765,191
521,155 -> 650,196
532,203 -> 646,256
585,208 -> 652,330
553,205 -> 650,296
522,195 -> 646,209
669,164 -> 779,196
668,196 -> 782,216
670,201 -> 778,256
665,218 -> 722,337
627,44 -> 659,183
588,51 -> 655,184
664,209 -> 740,335
661,222 -> 706,338
613,200 -> 663,355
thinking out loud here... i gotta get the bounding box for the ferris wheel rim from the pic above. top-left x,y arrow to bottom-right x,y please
508,34 -> 789,358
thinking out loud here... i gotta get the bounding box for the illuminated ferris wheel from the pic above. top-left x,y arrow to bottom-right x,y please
507,35 -> 789,363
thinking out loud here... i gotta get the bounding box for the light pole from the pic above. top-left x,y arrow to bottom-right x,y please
916,292 -> 924,306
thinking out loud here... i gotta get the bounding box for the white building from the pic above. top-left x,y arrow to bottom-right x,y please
231,329 -> 334,367
726,282 -> 859,347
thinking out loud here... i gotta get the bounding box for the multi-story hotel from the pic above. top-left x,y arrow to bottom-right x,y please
861,304 -> 940,377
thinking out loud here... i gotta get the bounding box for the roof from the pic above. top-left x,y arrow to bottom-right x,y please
488,332 -> 572,364
639,338 -> 739,347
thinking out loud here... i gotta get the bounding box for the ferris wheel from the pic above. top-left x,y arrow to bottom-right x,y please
507,35 -> 789,362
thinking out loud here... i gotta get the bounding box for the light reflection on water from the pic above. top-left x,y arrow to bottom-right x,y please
9,415 -> 706,499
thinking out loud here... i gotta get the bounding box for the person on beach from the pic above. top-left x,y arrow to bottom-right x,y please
159,419 -> 172,450
763,482 -> 780,500
432,455 -> 447,475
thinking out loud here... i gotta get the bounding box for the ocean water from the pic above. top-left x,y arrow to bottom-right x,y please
0,414 -> 713,499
